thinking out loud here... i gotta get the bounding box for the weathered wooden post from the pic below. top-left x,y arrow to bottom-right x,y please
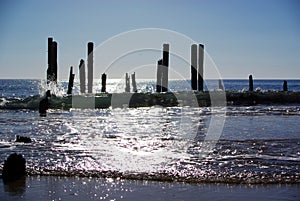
79,59 -> 86,94
132,72 -> 137,93
47,38 -> 58,83
87,42 -> 94,93
161,44 -> 169,92
156,59 -> 163,93
67,66 -> 75,95
219,79 -> 224,90
283,80 -> 288,92
52,41 -> 58,83
2,153 -> 26,183
198,44 -> 204,92
47,37 -> 53,83
249,75 -> 254,91
101,73 -> 107,93
39,90 -> 51,117
191,44 -> 197,90
125,73 -> 130,92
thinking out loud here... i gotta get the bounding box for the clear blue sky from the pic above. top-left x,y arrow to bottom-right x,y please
0,0 -> 299,79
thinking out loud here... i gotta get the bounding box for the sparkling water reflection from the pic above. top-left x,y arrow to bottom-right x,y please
0,105 -> 299,184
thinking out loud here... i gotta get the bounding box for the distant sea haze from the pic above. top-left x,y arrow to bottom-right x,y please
0,79 -> 299,100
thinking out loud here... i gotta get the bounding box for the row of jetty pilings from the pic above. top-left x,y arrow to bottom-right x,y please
45,37 -> 291,98
248,75 -> 288,92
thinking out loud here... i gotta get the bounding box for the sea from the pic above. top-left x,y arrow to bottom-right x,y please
0,79 -> 300,186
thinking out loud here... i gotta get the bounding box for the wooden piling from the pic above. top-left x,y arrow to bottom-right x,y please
198,44 -> 204,92
283,80 -> 288,92
47,37 -> 53,83
132,72 -> 137,93
161,44 -> 169,92
52,41 -> 58,83
249,75 -> 254,91
101,73 -> 107,93
156,59 -> 163,93
47,38 -> 58,83
125,73 -> 130,92
67,66 -> 75,95
39,90 -> 51,117
191,44 -> 197,90
219,79 -> 224,90
79,59 -> 86,94
87,42 -> 94,93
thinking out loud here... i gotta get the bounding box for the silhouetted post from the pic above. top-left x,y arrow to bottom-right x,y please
2,153 -> 26,183
219,79 -> 224,90
52,41 -> 58,83
47,37 -> 53,83
79,59 -> 86,94
125,73 -> 130,92
161,44 -> 169,92
249,75 -> 254,91
67,66 -> 75,95
39,90 -> 51,117
283,80 -> 288,92
156,59 -> 163,93
191,44 -> 197,90
101,73 -> 107,93
87,42 -> 94,93
198,44 -> 204,92
132,72 -> 137,93
47,38 -> 57,83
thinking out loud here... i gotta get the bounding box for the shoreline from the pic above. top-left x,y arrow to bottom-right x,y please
1,175 -> 299,201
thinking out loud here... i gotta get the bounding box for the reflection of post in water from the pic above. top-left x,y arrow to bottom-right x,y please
3,177 -> 26,196
195,118 -> 206,141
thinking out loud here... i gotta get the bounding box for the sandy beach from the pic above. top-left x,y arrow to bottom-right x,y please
0,176 -> 299,201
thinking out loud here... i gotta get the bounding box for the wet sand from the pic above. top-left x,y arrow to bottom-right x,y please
0,176 -> 299,201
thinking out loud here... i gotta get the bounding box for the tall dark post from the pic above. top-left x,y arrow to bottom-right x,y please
249,75 -> 254,91
191,44 -> 197,90
219,79 -> 224,90
125,73 -> 130,92
101,73 -> 107,93
67,66 -> 75,95
87,42 -> 94,93
161,44 -> 169,92
198,44 -> 204,92
132,72 -> 137,93
283,80 -> 288,92
47,37 -> 53,83
79,59 -> 86,94
156,59 -> 163,93
47,37 -> 57,83
52,41 -> 58,83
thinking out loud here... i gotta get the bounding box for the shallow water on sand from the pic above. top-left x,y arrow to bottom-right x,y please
0,176 -> 299,201
0,105 -> 299,184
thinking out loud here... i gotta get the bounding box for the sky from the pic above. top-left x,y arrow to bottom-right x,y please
0,0 -> 299,80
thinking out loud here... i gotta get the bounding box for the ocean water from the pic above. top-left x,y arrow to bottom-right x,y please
0,79 -> 299,185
